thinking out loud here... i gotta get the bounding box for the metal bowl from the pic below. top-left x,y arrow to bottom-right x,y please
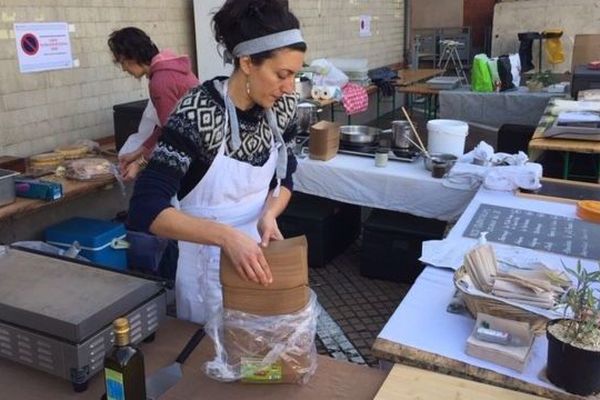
340,125 -> 381,144
423,153 -> 458,171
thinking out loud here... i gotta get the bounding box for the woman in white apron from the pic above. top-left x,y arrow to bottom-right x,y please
127,0 -> 306,324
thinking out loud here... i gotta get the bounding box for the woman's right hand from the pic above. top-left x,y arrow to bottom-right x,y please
221,228 -> 273,286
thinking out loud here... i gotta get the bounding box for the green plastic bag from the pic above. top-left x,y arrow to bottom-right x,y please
471,54 -> 493,92
487,57 -> 500,89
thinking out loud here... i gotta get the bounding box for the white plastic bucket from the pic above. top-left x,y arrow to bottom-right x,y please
426,119 -> 469,157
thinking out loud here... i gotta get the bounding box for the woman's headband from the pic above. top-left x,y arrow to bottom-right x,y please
224,29 -> 304,64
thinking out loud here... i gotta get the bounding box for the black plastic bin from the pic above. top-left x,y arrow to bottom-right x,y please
360,209 -> 446,283
277,193 -> 361,268
113,99 -> 149,151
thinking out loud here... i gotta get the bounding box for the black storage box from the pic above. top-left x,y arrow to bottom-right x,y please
572,65 -> 600,99
113,99 -> 149,151
361,209 -> 446,283
277,193 -> 361,267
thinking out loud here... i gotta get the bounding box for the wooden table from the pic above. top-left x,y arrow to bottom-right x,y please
0,174 -> 115,223
0,318 -> 388,400
396,83 -> 441,119
528,100 -> 600,180
374,363 -> 548,400
394,68 -> 445,87
318,68 -> 444,124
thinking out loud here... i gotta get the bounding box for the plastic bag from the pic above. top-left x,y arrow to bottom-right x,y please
471,54 -> 494,92
310,59 -> 349,87
498,55 -> 516,92
203,291 -> 320,384
65,157 -> 113,181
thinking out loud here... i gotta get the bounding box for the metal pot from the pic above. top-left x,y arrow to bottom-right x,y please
297,100 -> 321,134
340,125 -> 381,144
391,120 -> 414,149
0,168 -> 20,207
423,153 -> 457,171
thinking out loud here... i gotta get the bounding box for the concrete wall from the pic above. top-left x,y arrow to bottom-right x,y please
0,0 -> 195,158
290,0 -> 405,69
492,0 -> 600,72
411,0 -> 463,29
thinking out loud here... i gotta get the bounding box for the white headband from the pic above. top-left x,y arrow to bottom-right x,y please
224,29 -> 304,64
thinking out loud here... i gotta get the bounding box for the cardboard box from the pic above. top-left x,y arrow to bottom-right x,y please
220,235 -> 309,315
465,313 -> 534,372
309,121 -> 340,161
572,34 -> 600,72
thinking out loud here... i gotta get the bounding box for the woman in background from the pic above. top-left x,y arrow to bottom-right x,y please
128,0 -> 306,323
108,27 -> 199,180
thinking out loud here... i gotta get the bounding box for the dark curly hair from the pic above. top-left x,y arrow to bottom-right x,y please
212,0 -> 306,68
108,27 -> 159,65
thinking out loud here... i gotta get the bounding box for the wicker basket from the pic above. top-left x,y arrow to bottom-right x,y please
453,266 -> 549,334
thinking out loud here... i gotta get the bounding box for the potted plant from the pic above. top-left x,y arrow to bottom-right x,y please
526,70 -> 554,92
546,261 -> 600,396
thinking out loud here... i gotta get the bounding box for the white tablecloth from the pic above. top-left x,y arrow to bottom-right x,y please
378,189 -> 597,394
294,153 -> 476,221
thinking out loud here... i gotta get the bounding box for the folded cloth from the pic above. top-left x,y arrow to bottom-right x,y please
484,162 -> 542,191
341,83 -> 368,115
369,67 -> 397,97
443,162 -> 488,190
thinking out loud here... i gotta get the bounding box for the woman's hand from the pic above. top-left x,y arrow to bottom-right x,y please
118,148 -> 145,180
258,211 -> 284,248
221,227 -> 273,286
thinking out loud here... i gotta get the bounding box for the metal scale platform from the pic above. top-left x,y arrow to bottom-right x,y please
0,247 -> 167,391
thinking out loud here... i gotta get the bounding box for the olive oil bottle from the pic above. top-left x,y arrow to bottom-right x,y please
102,318 -> 146,400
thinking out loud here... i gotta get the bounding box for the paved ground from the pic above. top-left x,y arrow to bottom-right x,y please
309,239 -> 411,367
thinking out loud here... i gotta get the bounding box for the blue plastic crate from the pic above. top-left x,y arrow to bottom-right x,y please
45,217 -> 127,270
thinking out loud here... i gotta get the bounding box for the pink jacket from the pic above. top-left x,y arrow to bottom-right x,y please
142,50 -> 199,156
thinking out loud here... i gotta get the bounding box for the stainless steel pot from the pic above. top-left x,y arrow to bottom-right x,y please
0,169 -> 20,207
391,120 -> 414,149
297,100 -> 321,134
340,125 -> 381,144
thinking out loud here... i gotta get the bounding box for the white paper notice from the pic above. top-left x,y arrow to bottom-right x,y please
14,22 -> 73,73
359,15 -> 371,37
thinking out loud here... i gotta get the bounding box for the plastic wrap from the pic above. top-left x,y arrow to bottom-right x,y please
204,290 -> 320,384
65,157 -> 113,181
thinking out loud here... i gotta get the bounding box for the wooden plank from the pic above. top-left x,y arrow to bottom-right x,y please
374,364 -> 549,400
516,178 -> 600,204
371,337 -> 582,400
395,83 -> 440,95
395,69 -> 445,86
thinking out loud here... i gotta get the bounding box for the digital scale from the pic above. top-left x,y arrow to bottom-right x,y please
0,247 -> 167,391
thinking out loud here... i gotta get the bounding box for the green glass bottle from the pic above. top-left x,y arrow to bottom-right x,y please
102,317 -> 146,400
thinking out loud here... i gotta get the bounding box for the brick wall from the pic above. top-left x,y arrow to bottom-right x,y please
0,1 -> 406,157
290,0 -> 405,69
0,0 -> 195,157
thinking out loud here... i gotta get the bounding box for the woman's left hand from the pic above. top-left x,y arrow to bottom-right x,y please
258,211 -> 284,247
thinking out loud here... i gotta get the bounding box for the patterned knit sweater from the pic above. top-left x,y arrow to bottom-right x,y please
128,77 -> 299,232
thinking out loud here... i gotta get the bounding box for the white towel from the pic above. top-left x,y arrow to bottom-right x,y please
484,163 -> 542,191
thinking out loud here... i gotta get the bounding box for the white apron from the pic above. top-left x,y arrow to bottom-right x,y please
175,80 -> 282,324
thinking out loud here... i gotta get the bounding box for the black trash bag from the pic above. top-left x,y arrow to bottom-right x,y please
518,32 -> 541,73
369,67 -> 397,97
497,55 -> 516,92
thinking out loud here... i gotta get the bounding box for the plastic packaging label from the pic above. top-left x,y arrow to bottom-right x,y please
105,368 -> 125,400
240,357 -> 283,382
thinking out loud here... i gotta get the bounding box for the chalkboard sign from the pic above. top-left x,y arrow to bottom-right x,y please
463,204 -> 600,260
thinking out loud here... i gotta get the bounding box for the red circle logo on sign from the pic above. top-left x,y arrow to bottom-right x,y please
21,33 -> 39,56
